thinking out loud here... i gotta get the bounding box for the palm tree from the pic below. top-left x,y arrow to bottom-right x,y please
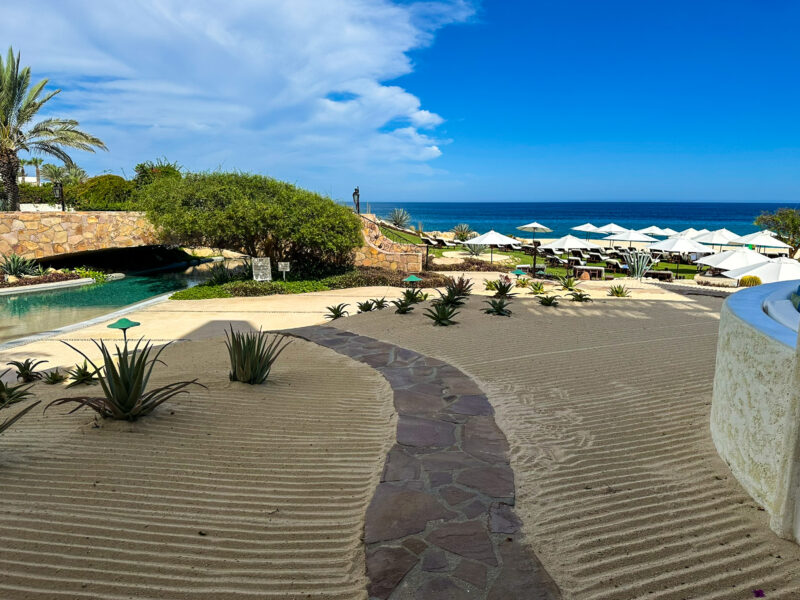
25,157 -> 43,185
40,162 -> 66,184
0,47 -> 106,210
388,208 -> 412,229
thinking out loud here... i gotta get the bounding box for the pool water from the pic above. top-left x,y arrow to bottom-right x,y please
0,267 -> 208,345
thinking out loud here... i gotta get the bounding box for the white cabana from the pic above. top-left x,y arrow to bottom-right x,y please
723,257 -> 800,284
637,225 -> 667,236
693,228 -> 740,248
539,234 -> 601,251
661,227 -> 679,236
647,236 -> 712,275
735,231 -> 791,249
596,222 -> 626,234
695,248 -> 768,271
517,221 -> 553,271
462,229 -> 521,264
602,229 -> 658,247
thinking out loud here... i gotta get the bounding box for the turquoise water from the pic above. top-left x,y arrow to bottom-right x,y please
0,270 -> 202,345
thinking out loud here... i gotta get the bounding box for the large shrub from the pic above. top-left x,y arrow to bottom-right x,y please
142,172 -> 363,272
134,158 -> 182,188
70,175 -> 136,210
18,182 -> 56,205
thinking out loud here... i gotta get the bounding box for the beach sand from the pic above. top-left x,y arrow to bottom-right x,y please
0,338 -> 395,599
333,293 -> 800,599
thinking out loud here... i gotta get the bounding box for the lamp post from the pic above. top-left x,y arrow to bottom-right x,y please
52,181 -> 64,211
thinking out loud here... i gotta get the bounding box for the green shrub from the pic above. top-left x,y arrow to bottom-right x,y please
529,281 -> 546,295
322,268 -> 448,289
465,244 -> 486,257
325,303 -> 349,320
7,359 -> 46,383
134,158 -> 182,188
357,300 -> 375,313
446,275 -> 473,297
66,360 -> 98,388
388,208 -> 411,228
558,275 -> 578,291
739,275 -> 762,287
392,298 -> 415,314
372,298 -> 389,310
568,290 -> 593,302
402,288 -> 428,304
18,182 -> 56,205
225,327 -> 291,385
74,267 -> 107,283
483,298 -> 512,316
493,277 -> 516,298
451,223 -> 474,241
607,284 -> 631,297
1,253 -> 37,277
70,175 -> 135,210
0,370 -> 34,405
538,295 -> 560,306
224,280 -> 329,296
433,288 -> 466,308
43,369 -> 67,385
424,303 -> 459,326
170,285 -> 232,300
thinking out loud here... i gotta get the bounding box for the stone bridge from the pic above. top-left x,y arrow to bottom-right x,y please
0,211 -> 158,259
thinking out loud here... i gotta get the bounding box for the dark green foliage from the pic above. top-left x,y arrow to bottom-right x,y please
134,158 -> 182,188
357,300 -> 375,313
372,297 -> 389,310
43,369 -> 67,385
492,278 -> 516,298
170,285 -> 232,300
432,257 -> 512,272
433,287 -> 466,308
388,208 -> 411,228
755,208 -> 800,254
529,281 -> 546,295
538,294 -> 560,306
66,360 -> 98,388
464,244 -> 486,256
225,327 -> 291,385
451,223 -> 474,241
607,284 -> 631,297
1,253 -> 37,276
325,303 -> 349,320
483,298 -> 513,316
223,280 -> 329,296
18,182 -> 55,204
0,400 -> 40,435
558,275 -> 578,291
568,290 -> 593,302
47,339 -> 202,420
70,175 -> 135,210
0,370 -> 34,405
392,298 -> 415,314
424,303 -> 459,326
206,262 -> 238,286
446,275 -> 473,298
322,268 -> 448,290
7,358 -> 46,382
402,288 -> 428,304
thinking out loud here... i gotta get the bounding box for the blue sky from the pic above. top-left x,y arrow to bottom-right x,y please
3,0 -> 799,202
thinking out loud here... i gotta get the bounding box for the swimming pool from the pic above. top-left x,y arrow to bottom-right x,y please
0,266 -> 209,345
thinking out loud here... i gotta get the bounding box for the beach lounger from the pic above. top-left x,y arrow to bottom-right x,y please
645,269 -> 674,281
604,259 -> 628,274
588,251 -> 610,262
435,237 -> 458,248
547,256 -> 569,267
421,237 -> 439,247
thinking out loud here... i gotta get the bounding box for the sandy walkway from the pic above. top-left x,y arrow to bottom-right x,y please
332,294 -> 800,599
0,338 -> 395,599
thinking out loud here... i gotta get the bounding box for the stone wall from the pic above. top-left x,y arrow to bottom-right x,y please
355,215 -> 423,273
0,211 -> 158,259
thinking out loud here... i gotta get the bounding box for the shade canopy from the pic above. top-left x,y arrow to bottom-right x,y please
661,227 -> 678,236
693,228 -> 740,245
461,230 -> 520,246
517,221 -> 552,234
108,318 -> 140,330
723,257 -> 800,284
596,222 -> 626,234
539,234 -> 601,251
677,227 -> 699,238
695,248 -> 768,271
734,232 -> 791,248
603,229 -> 658,243
637,225 -> 667,236
403,275 -> 423,283
572,223 -> 600,233
647,237 -> 711,254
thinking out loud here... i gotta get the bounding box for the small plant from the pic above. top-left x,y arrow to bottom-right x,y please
225,327 -> 292,385
205,262 -> 237,286
324,303 -> 349,320
483,298 -> 513,316
388,208 -> 412,229
48,339 -> 204,420
0,370 -> 34,405
424,303 -> 459,326
515,277 -> 531,289
0,253 -> 37,277
0,401 -> 40,435
434,287 -> 466,308
43,369 -> 67,385
529,281 -> 546,295
493,277 -> 516,298
739,275 -> 762,287
66,360 -> 98,388
7,358 -> 47,382
608,284 -> 631,297
36,264 -> 47,277
372,297 -> 389,310
446,275 -> 473,298
74,267 -> 107,283
538,294 -> 560,306
484,279 -> 498,291
402,288 -> 427,304
357,300 -> 375,313
392,298 -> 415,314
568,290 -> 593,303
558,275 -> 578,291
451,223 -> 475,241
466,244 -> 487,257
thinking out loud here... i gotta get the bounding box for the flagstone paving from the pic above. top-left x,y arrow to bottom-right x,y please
286,325 -> 560,600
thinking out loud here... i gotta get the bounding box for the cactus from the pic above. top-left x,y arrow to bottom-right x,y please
739,275 -> 762,287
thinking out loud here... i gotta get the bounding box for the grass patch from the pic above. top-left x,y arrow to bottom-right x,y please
170,285 -> 232,300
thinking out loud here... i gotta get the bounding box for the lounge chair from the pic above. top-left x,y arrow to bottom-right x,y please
588,251 -> 610,262
645,269 -> 674,282
605,259 -> 628,274
421,237 -> 439,247
547,256 -> 569,267
435,237 -> 458,248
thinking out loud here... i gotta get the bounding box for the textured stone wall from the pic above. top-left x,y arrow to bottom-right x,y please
354,215 -> 423,273
0,211 -> 157,259
710,287 -> 800,542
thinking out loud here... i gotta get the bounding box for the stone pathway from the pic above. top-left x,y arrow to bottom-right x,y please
286,325 -> 560,600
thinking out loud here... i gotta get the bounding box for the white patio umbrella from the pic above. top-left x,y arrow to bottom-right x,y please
638,225 -> 668,236
690,228 -> 711,239
596,222 -> 627,234
693,228 -> 740,250
734,231 -> 791,250
695,248 -> 768,271
723,257 -> 800,284
677,227 -> 699,238
517,221 -> 552,272
462,229 -> 521,264
539,234 -> 601,251
602,229 -> 658,248
647,237 -> 712,276
661,227 -> 679,236
572,223 -> 601,239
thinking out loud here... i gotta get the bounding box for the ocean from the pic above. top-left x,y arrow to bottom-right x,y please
363,201 -> 791,238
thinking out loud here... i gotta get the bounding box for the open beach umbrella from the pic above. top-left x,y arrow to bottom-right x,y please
734,231 -> 790,250
462,230 -> 520,264
677,227 -> 699,238
602,229 -> 658,248
596,222 -> 626,235
647,237 -> 711,276
637,225 -> 667,236
517,221 -> 552,273
572,223 -> 601,240
539,234 -> 601,252
690,228 -> 711,240
693,228 -> 740,250
723,257 -> 800,284
695,248 -> 768,271
661,227 -> 679,236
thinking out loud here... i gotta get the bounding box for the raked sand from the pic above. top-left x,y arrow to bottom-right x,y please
334,293 -> 800,599
0,338 -> 395,599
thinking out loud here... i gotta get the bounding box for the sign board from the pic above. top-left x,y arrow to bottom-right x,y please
252,257 -> 272,282
278,262 -> 290,272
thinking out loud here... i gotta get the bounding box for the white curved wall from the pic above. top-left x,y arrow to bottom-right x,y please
710,281 -> 800,542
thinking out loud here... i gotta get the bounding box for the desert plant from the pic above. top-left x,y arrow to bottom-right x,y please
0,370 -> 34,405
483,298 -> 513,316
388,208 -> 412,229
424,303 -> 459,326
7,358 -> 46,382
324,303 -> 349,320
515,277 -> 531,289
0,253 -> 37,277
451,223 -> 475,241
529,281 -> 546,295
205,262 -> 238,286
47,339 -> 203,420
558,275 -> 578,291
372,297 -> 389,310
0,400 -> 40,434
608,284 -> 631,297
357,300 -> 375,313
622,250 -> 654,280
392,298 -> 415,314
484,279 -> 498,291
538,294 -> 560,306
446,275 -> 473,298
739,275 -> 762,287
225,327 -> 291,385
465,244 -> 487,257
568,290 -> 593,303
493,277 -> 516,298
43,369 -> 67,385
402,288 -> 427,304
66,360 -> 98,388
434,287 -> 466,308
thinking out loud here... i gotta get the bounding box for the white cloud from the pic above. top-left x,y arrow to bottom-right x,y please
0,0 -> 473,188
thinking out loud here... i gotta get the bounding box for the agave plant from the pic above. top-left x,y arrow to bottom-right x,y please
66,360 -> 98,388
538,294 -> 560,307
515,277 -> 531,289
0,253 -> 37,277
558,275 -> 578,291
529,281 -> 546,296
493,277 -> 516,299
47,339 -> 203,420
424,303 -> 459,326
465,244 -> 487,257
451,223 -> 475,241
568,290 -> 593,303
446,275 -> 473,298
622,250 -> 654,281
357,300 -> 375,313
372,298 -> 389,310
324,303 -> 349,320
43,369 -> 67,385
0,401 -> 40,435
388,208 -> 412,228
434,288 -> 466,308
608,284 -> 631,297
483,298 -> 513,316
7,358 -> 47,382
225,327 -> 291,385
205,262 -> 237,285
392,298 -> 415,314
402,288 -> 427,304
484,279 -> 498,291
0,370 -> 34,405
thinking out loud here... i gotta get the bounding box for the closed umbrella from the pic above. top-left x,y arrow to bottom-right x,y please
723,257 -> 800,284
517,221 -> 553,272
602,229 -> 658,248
462,230 -> 521,264
648,237 -> 711,276
695,248 -> 768,271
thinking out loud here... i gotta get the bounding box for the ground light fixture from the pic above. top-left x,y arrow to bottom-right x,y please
107,318 -> 141,342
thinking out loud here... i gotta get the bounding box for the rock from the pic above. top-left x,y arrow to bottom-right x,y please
397,415 -> 456,448
382,447 -> 421,482
440,486 -> 475,506
579,271 -> 591,280
456,465 -> 515,499
487,537 -> 559,600
426,520 -> 498,566
489,502 -> 523,533
421,547 -> 449,572
5,275 -> 19,283
448,394 -> 494,416
365,484 -> 456,543
461,416 -> 511,464
453,559 -> 488,589
413,577 -> 473,599
366,546 -> 418,599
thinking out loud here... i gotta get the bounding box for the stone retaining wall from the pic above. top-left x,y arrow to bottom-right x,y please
0,211 -> 157,259
355,215 -> 423,273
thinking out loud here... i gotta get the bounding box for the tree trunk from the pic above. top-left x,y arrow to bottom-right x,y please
35,164 -> 40,186
0,150 -> 21,211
